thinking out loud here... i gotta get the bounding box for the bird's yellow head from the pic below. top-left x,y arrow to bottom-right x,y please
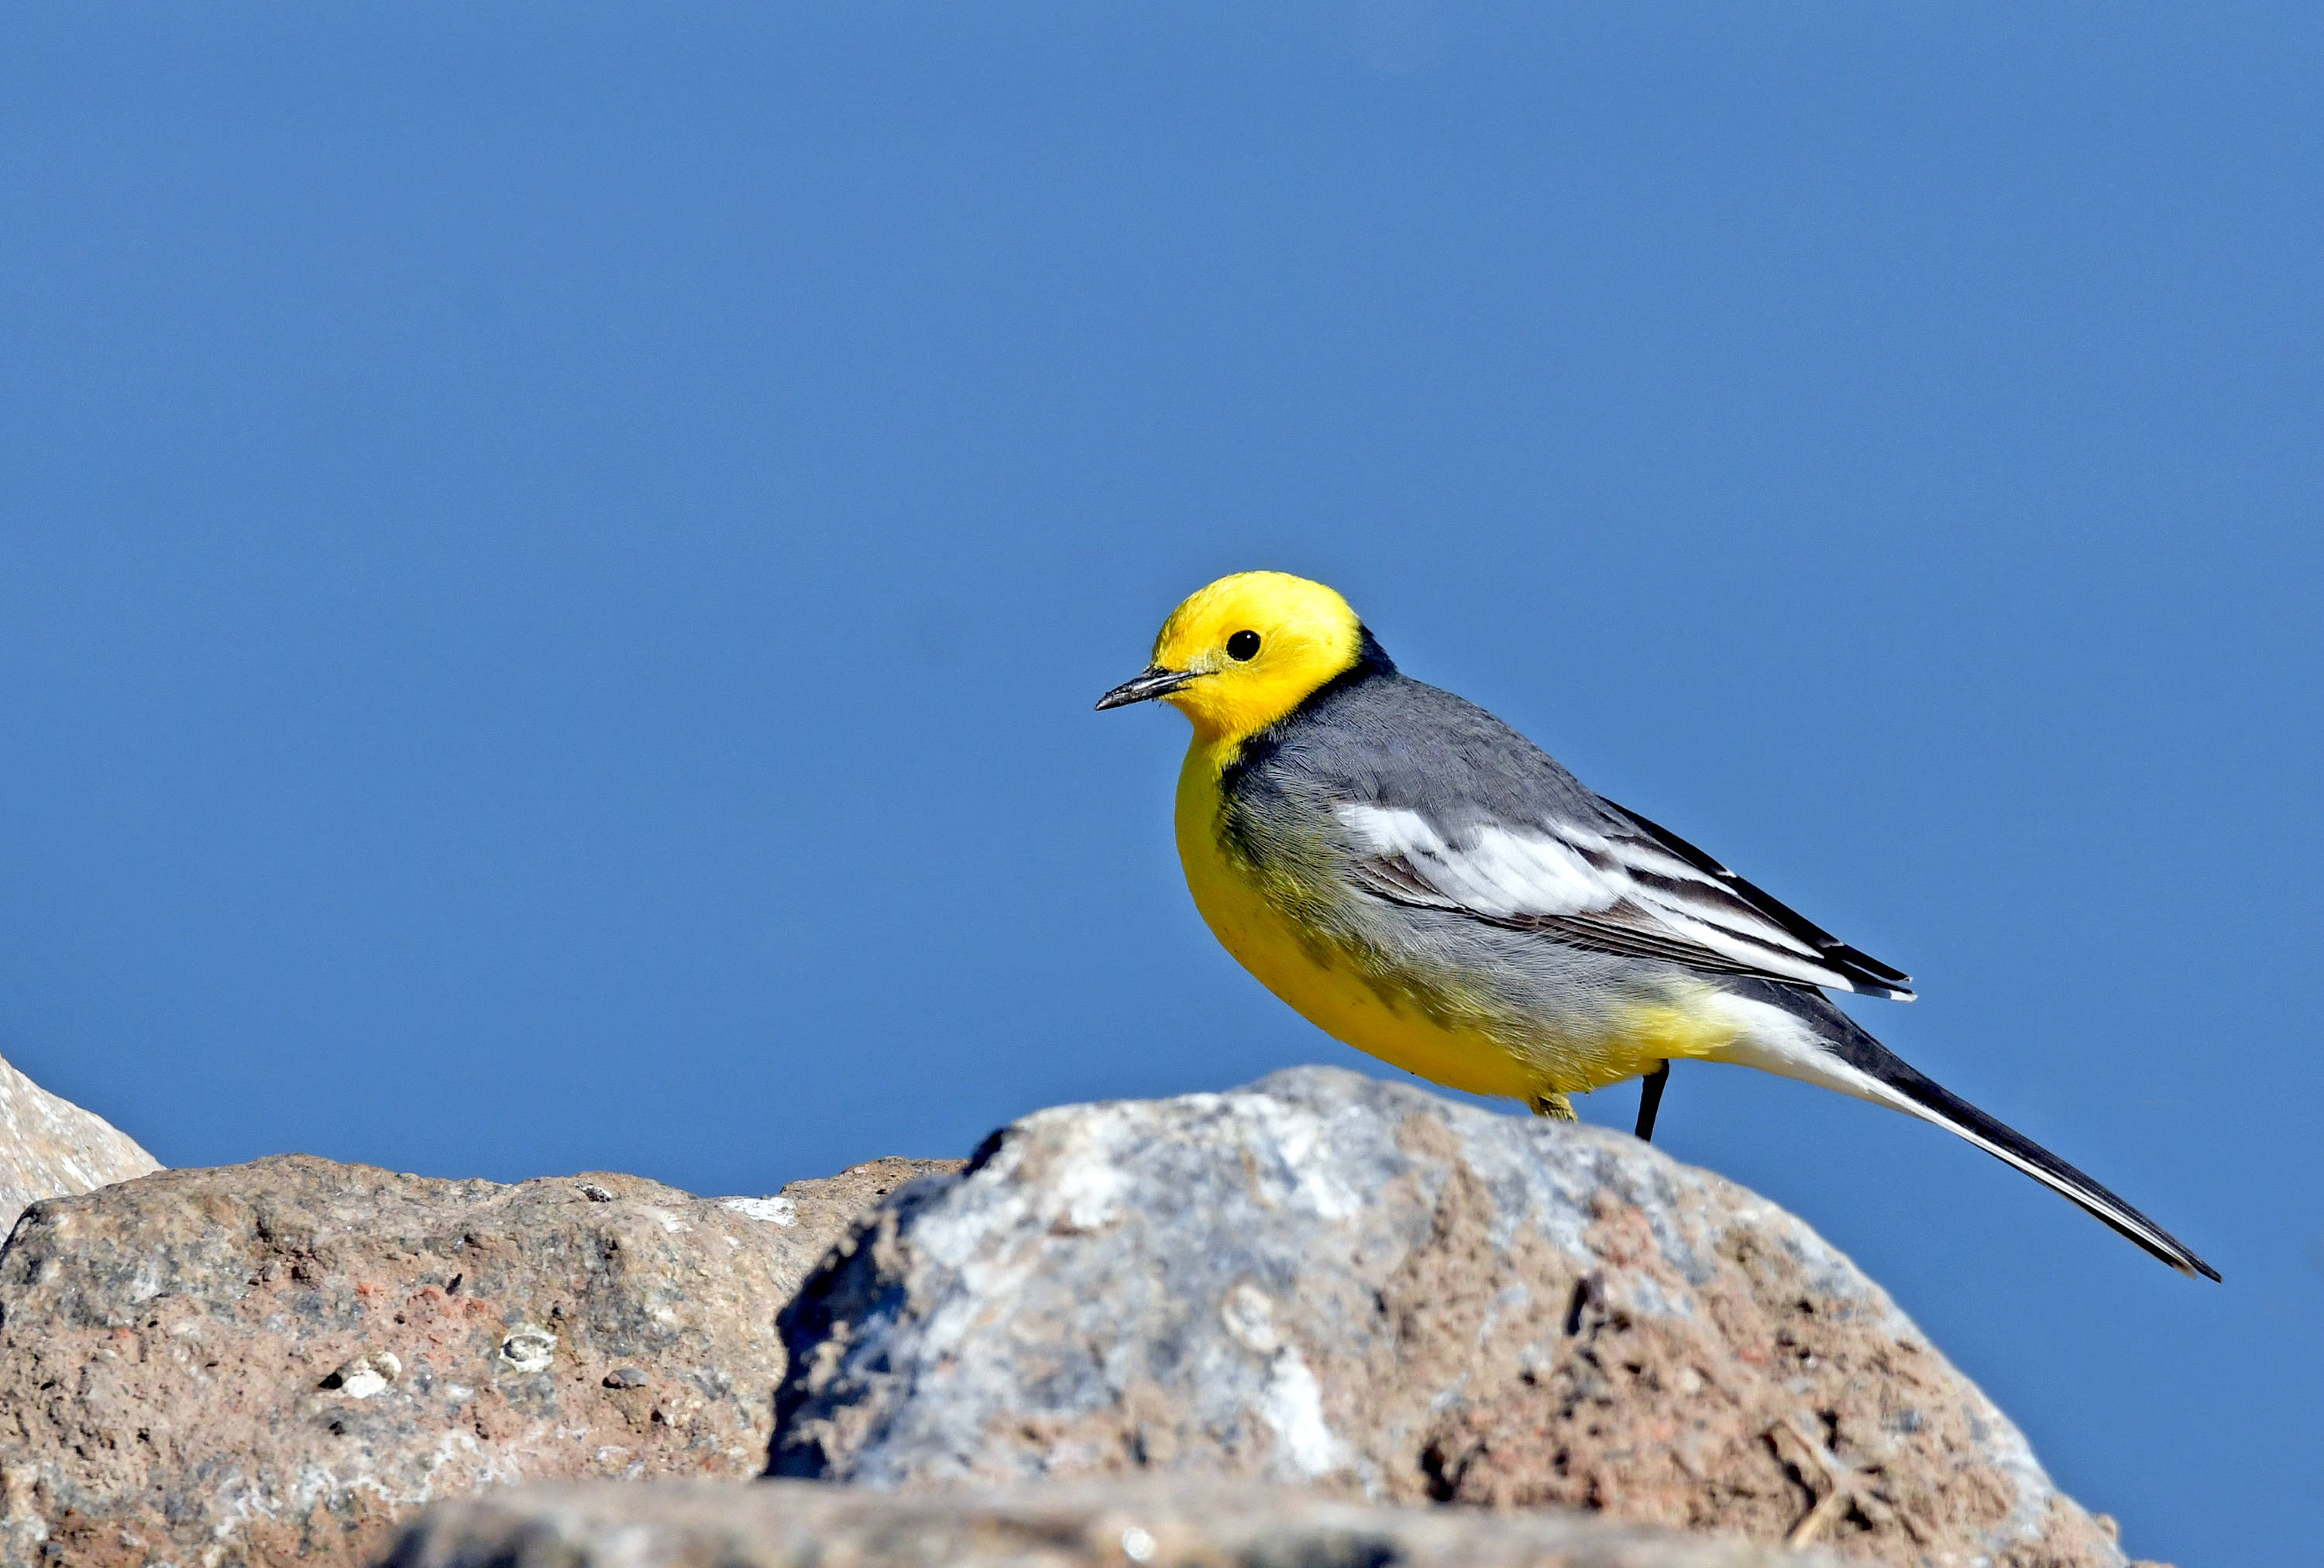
1095,571 -> 1385,743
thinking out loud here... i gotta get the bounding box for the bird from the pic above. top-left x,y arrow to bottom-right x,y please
1096,569 -> 2216,1280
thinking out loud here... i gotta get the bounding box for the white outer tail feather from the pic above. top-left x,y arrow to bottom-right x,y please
1704,992 -> 2212,1280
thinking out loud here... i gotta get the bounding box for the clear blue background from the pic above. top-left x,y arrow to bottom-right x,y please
2,5 -> 2314,1559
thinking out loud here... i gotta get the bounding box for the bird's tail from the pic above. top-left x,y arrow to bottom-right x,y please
1747,985 -> 2219,1281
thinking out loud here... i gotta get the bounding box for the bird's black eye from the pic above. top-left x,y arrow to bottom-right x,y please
1226,630 -> 1262,661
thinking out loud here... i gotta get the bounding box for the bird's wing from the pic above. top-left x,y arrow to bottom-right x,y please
1336,798 -> 1914,999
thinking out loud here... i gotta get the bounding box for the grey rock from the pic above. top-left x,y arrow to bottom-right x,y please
0,1151 -> 957,1568
0,1049 -> 160,1234
380,1476 -> 1838,1568
770,1067 -> 2140,1568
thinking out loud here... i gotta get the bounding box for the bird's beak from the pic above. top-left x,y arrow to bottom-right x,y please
1094,665 -> 1198,710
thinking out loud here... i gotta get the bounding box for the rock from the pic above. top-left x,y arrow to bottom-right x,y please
0,1151 -> 957,1568
772,1067 -> 2140,1568
0,1050 -> 160,1233
380,1476 -> 1838,1567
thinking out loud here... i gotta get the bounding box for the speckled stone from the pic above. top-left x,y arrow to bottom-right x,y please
0,1049 -> 159,1234
382,1476 -> 1843,1568
771,1067 -> 2144,1568
0,1152 -> 956,1568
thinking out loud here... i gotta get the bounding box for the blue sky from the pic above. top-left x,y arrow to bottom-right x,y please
3,5 -> 2317,1559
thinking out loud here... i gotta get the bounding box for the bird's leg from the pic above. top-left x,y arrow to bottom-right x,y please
1634,1061 -> 1669,1142
1529,1091 -> 1576,1120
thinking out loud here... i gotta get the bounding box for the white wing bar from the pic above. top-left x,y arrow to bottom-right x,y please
1334,802 -> 1867,993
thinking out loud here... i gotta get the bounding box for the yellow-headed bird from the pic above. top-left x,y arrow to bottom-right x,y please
1097,570 -> 2215,1279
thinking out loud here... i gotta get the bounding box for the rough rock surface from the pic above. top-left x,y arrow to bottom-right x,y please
0,1050 -> 159,1233
772,1068 -> 2143,1568
383,1477 -> 1840,1567
0,1152 -> 956,1568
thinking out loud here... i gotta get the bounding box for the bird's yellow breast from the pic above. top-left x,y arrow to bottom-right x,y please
1172,739 -> 1738,1108
1174,741 -> 1553,1102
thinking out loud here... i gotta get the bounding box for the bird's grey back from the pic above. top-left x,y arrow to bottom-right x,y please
1225,665 -> 1618,839
1213,662 -> 1662,1037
